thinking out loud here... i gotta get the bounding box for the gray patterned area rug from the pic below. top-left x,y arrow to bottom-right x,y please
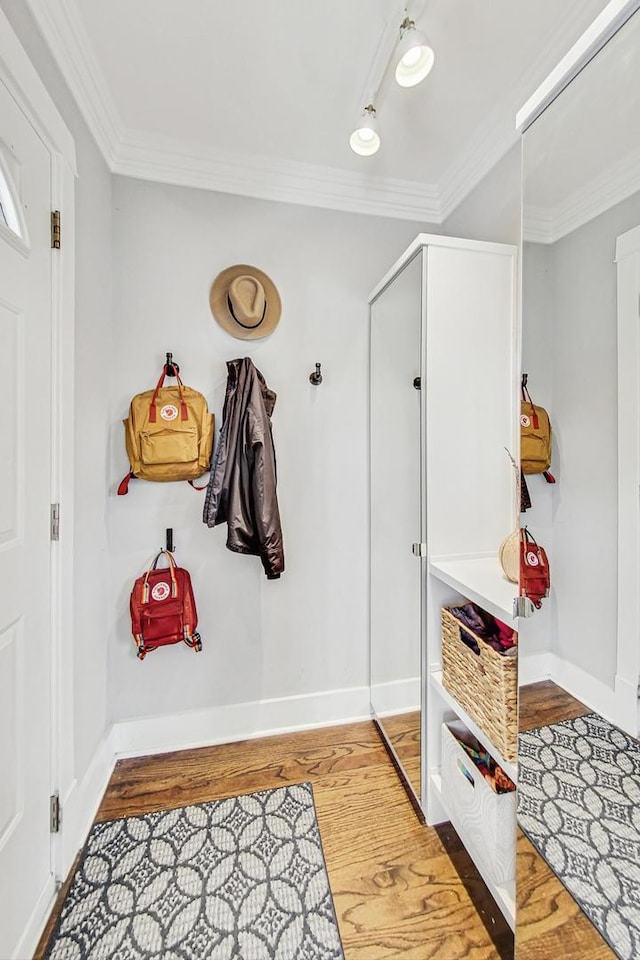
44,782 -> 345,960
518,713 -> 640,960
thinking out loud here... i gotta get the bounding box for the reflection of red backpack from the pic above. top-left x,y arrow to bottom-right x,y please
520,528 -> 550,610
130,549 -> 202,660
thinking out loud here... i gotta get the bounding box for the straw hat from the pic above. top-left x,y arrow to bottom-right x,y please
209,264 -> 281,340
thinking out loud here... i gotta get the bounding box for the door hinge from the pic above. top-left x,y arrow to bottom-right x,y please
50,503 -> 60,541
412,542 -> 427,558
51,210 -> 61,249
50,794 -> 61,833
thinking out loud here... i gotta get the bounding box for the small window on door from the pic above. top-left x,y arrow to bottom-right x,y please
0,158 -> 24,240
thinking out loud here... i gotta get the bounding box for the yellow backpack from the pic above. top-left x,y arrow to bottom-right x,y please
521,379 -> 555,483
118,362 -> 214,495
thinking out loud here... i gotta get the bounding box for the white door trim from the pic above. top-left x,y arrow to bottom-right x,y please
616,223 -> 640,737
0,6 -> 76,948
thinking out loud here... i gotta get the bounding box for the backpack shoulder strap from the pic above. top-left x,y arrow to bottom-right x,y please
117,470 -> 134,496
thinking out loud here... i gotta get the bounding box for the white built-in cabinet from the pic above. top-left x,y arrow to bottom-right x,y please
369,234 -> 519,929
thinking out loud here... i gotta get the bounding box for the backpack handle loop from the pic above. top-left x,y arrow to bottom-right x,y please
141,549 -> 178,603
149,364 -> 189,423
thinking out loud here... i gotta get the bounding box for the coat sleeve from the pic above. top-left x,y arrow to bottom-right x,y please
249,409 -> 285,579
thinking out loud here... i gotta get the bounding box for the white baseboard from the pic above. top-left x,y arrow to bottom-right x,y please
547,653 -> 616,721
111,684 -> 372,760
614,673 -> 638,736
11,875 -> 57,960
518,651 -> 553,686
370,677 -> 420,717
56,731 -> 117,878
519,652 -> 617,723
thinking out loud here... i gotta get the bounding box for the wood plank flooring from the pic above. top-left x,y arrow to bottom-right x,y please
516,681 -> 616,960
36,720 -> 512,960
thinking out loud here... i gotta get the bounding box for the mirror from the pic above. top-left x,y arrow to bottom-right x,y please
518,10 -> 640,958
370,250 -> 423,808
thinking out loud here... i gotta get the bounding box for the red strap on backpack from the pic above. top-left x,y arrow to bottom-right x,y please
521,383 -> 540,431
188,477 -> 209,491
119,471 -> 208,496
117,471 -> 133,496
149,364 -> 188,423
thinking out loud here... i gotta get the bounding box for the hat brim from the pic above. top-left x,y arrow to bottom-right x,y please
210,264 -> 281,340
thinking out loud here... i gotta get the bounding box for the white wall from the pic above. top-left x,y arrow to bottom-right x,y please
443,144 -> 522,245
108,176 -> 434,730
0,1 -> 112,782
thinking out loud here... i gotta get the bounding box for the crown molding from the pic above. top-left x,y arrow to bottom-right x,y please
524,147 -> 640,244
24,0 -> 615,227
24,0 -> 441,221
24,0 -> 122,165
522,206 -> 554,244
112,131 -> 442,222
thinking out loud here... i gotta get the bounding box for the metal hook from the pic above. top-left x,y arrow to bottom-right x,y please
521,372 -> 528,389
165,352 -> 179,377
166,528 -> 174,552
309,362 -> 323,386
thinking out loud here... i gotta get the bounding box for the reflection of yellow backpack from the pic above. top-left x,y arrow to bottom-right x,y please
117,363 -> 214,495
521,379 -> 554,483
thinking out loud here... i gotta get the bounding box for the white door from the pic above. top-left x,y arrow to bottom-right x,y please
0,78 -> 54,958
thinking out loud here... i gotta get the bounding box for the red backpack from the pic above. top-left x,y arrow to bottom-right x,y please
520,528 -> 550,610
130,549 -> 202,660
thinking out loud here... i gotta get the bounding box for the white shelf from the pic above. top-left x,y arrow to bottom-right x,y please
429,556 -> 517,624
429,671 -> 518,783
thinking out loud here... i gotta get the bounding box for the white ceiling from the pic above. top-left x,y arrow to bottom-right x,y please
27,0 -> 609,221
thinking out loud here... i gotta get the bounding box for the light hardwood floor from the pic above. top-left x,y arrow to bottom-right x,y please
36,720 -> 513,959
516,681 -> 616,960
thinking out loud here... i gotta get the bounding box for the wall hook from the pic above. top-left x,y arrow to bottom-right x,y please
166,528 -> 174,552
521,372 -> 528,389
165,352 -> 180,377
309,362 -> 323,386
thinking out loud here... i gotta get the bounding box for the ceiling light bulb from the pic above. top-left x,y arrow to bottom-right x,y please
349,105 -> 381,157
401,45 -> 423,68
395,19 -> 435,88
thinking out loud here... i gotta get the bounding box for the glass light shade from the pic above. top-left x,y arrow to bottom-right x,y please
395,26 -> 435,88
349,110 -> 381,156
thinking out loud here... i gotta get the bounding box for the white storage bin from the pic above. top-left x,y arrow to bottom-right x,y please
441,721 -> 516,884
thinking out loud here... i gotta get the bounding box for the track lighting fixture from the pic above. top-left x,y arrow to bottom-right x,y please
348,6 -> 435,158
394,17 -> 435,88
349,104 -> 381,157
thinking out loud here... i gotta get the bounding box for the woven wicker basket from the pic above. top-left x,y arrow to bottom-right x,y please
441,605 -> 517,762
